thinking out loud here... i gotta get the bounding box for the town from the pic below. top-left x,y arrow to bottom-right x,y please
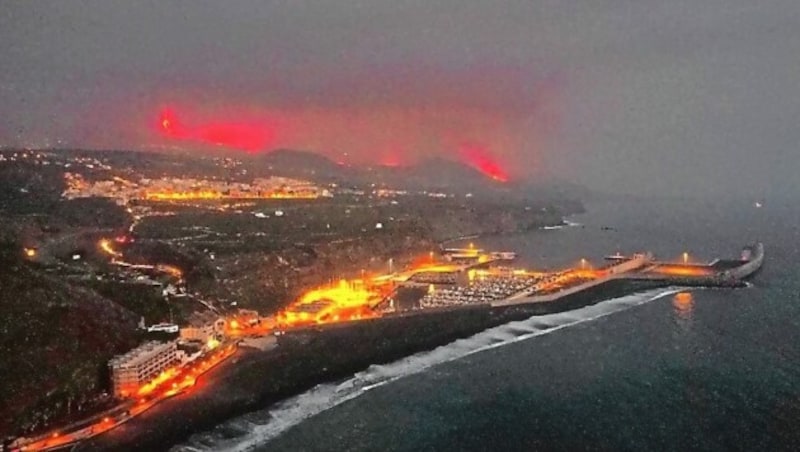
0,148 -> 761,451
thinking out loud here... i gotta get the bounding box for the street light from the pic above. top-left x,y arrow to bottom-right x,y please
580,258 -> 587,270
683,252 -> 689,264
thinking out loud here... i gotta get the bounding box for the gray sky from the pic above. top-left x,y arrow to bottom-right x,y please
2,1 -> 799,197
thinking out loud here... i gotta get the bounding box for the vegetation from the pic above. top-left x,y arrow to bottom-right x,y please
0,240 -> 139,437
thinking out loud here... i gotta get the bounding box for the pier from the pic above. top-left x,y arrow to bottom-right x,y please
426,243 -> 763,310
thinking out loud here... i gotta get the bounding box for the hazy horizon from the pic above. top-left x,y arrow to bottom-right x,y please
2,1 -> 799,198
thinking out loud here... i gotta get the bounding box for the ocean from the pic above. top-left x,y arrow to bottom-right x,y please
175,197 -> 800,452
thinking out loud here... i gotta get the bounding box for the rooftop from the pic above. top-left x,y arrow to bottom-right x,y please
109,341 -> 175,368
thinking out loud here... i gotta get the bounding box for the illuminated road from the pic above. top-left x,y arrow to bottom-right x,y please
12,344 -> 237,452
143,190 -> 319,201
97,237 -> 186,285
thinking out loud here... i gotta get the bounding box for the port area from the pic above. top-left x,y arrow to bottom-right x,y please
417,243 -> 763,310
7,243 -> 763,451
250,243 -> 764,341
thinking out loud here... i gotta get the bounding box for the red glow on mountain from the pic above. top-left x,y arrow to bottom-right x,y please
159,109 -> 183,137
157,108 -> 274,152
459,145 -> 509,182
378,151 -> 405,167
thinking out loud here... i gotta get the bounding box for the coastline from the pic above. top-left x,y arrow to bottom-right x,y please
437,216 -> 574,248
39,233 -> 761,451
78,239 -> 765,451
79,278 -> 670,451
80,243 -> 763,452
4,207 -> 576,447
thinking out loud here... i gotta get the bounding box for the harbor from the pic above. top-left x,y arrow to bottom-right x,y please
390,242 -> 763,314
7,242 -> 764,451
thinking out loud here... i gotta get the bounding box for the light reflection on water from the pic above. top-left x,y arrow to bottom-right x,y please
672,291 -> 694,329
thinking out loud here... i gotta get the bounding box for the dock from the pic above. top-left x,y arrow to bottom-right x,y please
496,243 -> 763,307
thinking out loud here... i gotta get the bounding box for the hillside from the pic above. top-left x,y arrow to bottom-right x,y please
250,150 -> 588,202
254,149 -> 357,182
0,241 -> 139,438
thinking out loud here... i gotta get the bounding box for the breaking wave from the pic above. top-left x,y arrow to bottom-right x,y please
171,287 -> 684,452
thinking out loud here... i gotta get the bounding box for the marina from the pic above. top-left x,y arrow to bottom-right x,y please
8,241 -> 764,451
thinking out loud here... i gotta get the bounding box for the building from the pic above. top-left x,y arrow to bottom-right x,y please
147,322 -> 180,333
180,311 -> 226,344
109,341 -> 178,398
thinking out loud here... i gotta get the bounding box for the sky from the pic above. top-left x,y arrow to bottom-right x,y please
1,0 -> 799,197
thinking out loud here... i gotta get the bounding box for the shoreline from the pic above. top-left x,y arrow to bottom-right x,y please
77,241 -> 763,451
5,212 -> 573,446
437,216 -> 574,248
79,279 -> 673,451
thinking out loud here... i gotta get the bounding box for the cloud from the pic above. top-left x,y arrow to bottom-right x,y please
1,0 -> 799,196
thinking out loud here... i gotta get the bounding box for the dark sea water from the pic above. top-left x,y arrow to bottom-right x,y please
176,197 -> 800,452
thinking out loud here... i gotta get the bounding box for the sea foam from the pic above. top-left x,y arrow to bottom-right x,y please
172,287 -> 685,452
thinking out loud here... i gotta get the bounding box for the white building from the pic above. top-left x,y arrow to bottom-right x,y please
109,341 -> 178,398
180,312 -> 226,344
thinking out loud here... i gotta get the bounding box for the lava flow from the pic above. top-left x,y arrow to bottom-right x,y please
276,254 -> 473,328
277,279 -> 384,327
99,239 -> 122,258
158,108 -> 275,152
458,145 -> 509,182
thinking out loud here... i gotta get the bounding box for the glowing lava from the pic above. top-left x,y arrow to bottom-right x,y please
99,239 -> 122,258
278,279 -> 384,327
458,145 -> 509,182
378,152 -> 405,167
158,108 -> 275,152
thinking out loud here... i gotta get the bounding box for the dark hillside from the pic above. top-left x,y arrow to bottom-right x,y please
0,240 -> 139,437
